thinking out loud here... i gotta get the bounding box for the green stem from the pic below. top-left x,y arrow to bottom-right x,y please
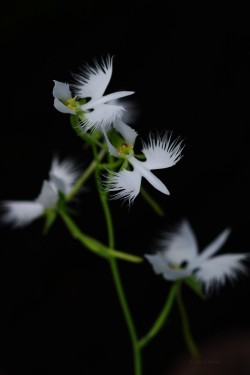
140,187 -> 165,217
70,115 -> 107,149
176,284 -> 199,358
98,158 -> 123,170
139,282 -> 178,348
59,210 -> 143,263
93,145 -> 142,375
81,131 -> 108,149
66,148 -> 106,202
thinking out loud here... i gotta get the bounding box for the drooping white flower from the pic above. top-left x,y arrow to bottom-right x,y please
1,156 -> 80,227
145,220 -> 249,293
49,155 -> 81,195
104,119 -> 184,205
53,55 -> 134,132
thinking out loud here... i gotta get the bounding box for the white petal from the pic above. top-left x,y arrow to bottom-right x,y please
128,156 -> 170,195
52,80 -> 72,101
0,201 -> 44,227
104,119 -> 138,157
53,98 -> 75,115
106,169 -> 142,205
142,132 -> 184,170
156,220 -> 199,266
114,118 -> 138,146
145,253 -> 191,281
191,228 -> 232,268
194,254 -> 248,293
110,97 -> 139,125
82,91 -> 134,110
144,253 -> 168,274
70,55 -> 113,100
49,156 -> 80,195
35,181 -> 58,209
80,103 -> 125,132
162,267 -> 191,280
103,131 -> 120,157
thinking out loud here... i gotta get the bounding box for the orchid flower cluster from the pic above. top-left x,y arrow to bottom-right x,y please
1,55 -> 249,375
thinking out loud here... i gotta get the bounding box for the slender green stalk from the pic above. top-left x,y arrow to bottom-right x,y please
98,158 -> 123,170
70,115 -> 107,149
80,131 -> 108,149
176,284 -> 199,358
140,187 -> 165,217
139,283 -> 178,348
59,209 -> 143,263
92,145 -> 142,375
66,148 -> 106,201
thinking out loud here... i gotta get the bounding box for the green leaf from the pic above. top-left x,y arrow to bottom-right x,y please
184,276 -> 206,300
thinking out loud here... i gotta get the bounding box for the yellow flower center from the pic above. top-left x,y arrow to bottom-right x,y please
170,263 -> 181,270
169,260 -> 188,270
118,143 -> 134,156
66,97 -> 79,111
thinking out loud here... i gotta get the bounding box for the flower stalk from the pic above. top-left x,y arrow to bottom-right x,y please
92,143 -> 143,375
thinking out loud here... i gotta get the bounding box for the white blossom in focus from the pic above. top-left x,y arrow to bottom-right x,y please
53,55 -> 134,132
105,119 -> 184,205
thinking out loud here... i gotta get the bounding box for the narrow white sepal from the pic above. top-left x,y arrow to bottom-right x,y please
103,131 -> 120,157
191,228 -> 232,268
105,119 -> 138,157
53,80 -> 72,101
114,118 -> 138,146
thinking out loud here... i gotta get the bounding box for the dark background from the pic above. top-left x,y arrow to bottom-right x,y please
1,1 -> 250,374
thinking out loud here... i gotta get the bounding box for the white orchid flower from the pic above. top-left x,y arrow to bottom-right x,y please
53,55 -> 134,132
1,156 -> 80,227
104,119 -> 184,205
145,220 -> 249,293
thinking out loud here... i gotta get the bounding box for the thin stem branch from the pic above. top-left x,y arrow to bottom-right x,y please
98,158 -> 123,170
70,114 -> 107,149
140,187 -> 165,217
59,210 -> 143,263
66,148 -> 106,202
139,283 -> 178,348
176,284 -> 199,358
92,144 -> 142,375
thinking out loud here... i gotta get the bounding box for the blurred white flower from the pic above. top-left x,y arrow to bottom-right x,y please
53,55 -> 134,132
145,220 -> 249,293
105,119 -> 184,205
1,156 -> 80,227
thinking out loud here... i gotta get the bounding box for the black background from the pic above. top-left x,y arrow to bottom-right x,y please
1,1 -> 250,375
